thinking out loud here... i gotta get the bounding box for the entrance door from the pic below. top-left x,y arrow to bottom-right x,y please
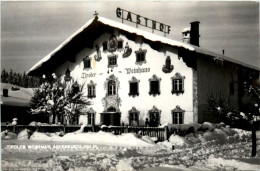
100,112 -> 121,126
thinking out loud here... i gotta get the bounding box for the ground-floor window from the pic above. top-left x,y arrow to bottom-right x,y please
128,107 -> 139,126
171,105 -> 185,124
87,108 -> 96,125
88,113 -> 95,125
148,105 -> 161,127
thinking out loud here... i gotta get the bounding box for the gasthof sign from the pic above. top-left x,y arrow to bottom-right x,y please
116,7 -> 171,35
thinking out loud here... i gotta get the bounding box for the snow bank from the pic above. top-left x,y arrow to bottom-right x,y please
30,131 -> 155,147
201,122 -> 215,131
168,134 -> 193,148
201,157 -> 260,170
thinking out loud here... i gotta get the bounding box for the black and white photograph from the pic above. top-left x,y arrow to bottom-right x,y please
1,1 -> 260,170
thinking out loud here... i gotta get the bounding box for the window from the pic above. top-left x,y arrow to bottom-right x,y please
135,48 -> 147,65
108,54 -> 118,68
87,108 -> 96,125
117,38 -> 124,50
171,73 -> 185,95
129,76 -> 140,97
172,105 -> 185,124
128,107 -> 139,126
148,106 -> 161,127
108,80 -> 116,95
149,75 -> 161,96
103,41 -> 108,51
87,80 -> 96,98
83,56 -> 92,69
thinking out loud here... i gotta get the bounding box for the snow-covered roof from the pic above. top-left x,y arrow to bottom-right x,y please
27,16 -> 259,75
182,27 -> 190,33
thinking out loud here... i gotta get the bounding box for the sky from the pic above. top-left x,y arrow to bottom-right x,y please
1,1 -> 259,73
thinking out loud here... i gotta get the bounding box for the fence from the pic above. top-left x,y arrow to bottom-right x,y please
1,124 -> 172,142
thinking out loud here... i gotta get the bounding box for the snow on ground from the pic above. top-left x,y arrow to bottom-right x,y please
30,131 -> 155,147
2,126 -> 260,171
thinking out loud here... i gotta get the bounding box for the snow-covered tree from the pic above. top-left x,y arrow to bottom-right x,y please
30,74 -> 91,125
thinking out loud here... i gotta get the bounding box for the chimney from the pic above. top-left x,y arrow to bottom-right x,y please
190,21 -> 200,46
3,89 -> 8,97
182,27 -> 191,44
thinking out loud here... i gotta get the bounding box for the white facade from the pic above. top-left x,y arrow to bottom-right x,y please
54,30 -> 194,126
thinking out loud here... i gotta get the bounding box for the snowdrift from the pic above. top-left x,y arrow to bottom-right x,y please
30,131 -> 155,147
158,123 -> 251,149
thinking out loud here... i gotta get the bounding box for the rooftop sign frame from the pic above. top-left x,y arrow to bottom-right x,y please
116,7 -> 171,37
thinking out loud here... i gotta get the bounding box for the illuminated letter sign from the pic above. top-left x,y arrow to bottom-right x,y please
116,7 -> 171,35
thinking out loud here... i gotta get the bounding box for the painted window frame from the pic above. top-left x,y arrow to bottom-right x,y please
87,108 -> 96,125
135,48 -> 147,65
83,56 -> 92,70
108,80 -> 117,96
171,72 -> 185,95
128,76 -> 140,97
108,54 -> 118,68
171,105 -> 185,124
148,105 -> 161,127
87,80 -> 96,98
149,74 -> 161,96
128,107 -> 140,126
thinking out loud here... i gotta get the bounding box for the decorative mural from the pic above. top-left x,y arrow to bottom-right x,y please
102,74 -> 122,112
94,44 -> 102,61
162,56 -> 174,73
108,35 -> 118,52
122,42 -> 132,58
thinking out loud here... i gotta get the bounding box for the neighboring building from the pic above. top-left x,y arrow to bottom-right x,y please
0,83 -> 41,124
27,16 -> 259,126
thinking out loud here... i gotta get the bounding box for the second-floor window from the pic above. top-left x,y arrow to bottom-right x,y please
129,76 -> 140,97
108,80 -> 116,95
87,80 -> 96,98
108,55 -> 118,68
149,75 -> 161,96
171,73 -> 185,95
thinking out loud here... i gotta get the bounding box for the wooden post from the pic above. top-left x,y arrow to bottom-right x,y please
13,125 -> 16,133
164,126 -> 169,141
